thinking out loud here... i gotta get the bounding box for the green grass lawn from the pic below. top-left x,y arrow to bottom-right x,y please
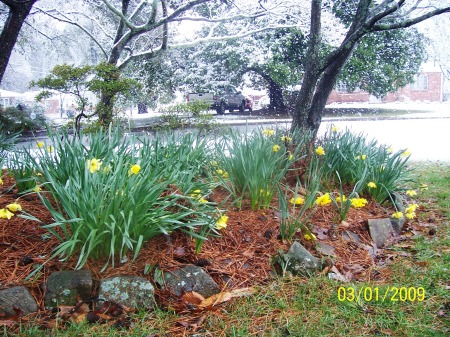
5,162 -> 450,337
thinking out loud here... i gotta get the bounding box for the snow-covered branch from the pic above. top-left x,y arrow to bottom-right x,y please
34,6 -> 109,59
117,22 -> 302,69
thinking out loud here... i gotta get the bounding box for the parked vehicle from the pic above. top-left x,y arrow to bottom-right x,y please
186,85 -> 248,114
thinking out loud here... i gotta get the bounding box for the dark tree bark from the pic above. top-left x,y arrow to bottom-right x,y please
0,0 -> 37,84
291,0 -> 450,139
245,66 -> 287,113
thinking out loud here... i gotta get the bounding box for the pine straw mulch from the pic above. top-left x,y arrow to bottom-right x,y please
0,170 -> 438,335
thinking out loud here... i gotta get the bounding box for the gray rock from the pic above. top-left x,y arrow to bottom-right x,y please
162,265 -> 220,298
342,230 -> 361,243
316,242 -> 336,257
44,270 -> 93,308
276,241 -> 323,277
368,218 -> 394,248
390,217 -> 406,235
98,275 -> 155,309
0,286 -> 38,316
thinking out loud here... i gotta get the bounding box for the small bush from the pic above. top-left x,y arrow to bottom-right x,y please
0,103 -> 47,133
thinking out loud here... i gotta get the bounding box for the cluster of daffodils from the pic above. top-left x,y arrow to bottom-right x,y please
355,154 -> 367,161
189,189 -> 208,203
262,129 -> 275,137
216,215 -> 228,230
36,141 -> 55,153
259,189 -> 271,197
211,161 -> 228,179
263,129 -> 294,154
405,204 -> 419,219
392,204 -> 419,220
216,169 -> 229,179
0,202 -> 22,220
281,135 -> 292,143
315,192 -> 368,209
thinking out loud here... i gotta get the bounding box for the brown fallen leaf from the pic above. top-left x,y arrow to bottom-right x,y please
181,291 -> 205,306
182,288 -> 255,310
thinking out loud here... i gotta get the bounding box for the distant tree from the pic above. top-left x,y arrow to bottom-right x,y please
33,0 -> 297,125
291,0 -> 450,137
31,63 -> 137,133
0,0 -> 38,83
339,28 -> 426,97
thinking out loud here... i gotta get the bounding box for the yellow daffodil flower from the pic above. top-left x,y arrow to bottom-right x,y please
331,125 -> 339,132
401,149 -> 411,157
33,186 -> 41,192
0,208 -> 14,219
420,184 -> 428,191
392,211 -> 404,219
216,169 -> 228,179
350,198 -> 368,208
336,195 -> 347,203
36,141 -> 45,148
216,215 -> 228,230
304,233 -> 316,241
6,203 -> 22,212
405,204 -> 419,213
387,147 -> 393,154
315,146 -> 325,156
287,151 -> 294,160
263,129 -> 275,136
316,193 -> 332,206
128,164 -> 141,176
46,145 -> 54,153
199,198 -> 208,203
0,178 -> 3,185
367,181 -> 377,189
272,144 -> 281,152
290,196 -> 305,205
405,212 -> 416,220
406,190 -> 417,197
281,135 -> 292,143
87,158 -> 102,173
210,160 -> 218,166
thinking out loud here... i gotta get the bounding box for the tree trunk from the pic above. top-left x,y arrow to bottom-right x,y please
268,79 -> 287,113
291,0 -> 366,138
0,0 -> 37,83
245,66 -> 287,113
290,0 -> 322,135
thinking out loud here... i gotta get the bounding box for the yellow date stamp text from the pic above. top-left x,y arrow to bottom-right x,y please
337,286 -> 425,302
